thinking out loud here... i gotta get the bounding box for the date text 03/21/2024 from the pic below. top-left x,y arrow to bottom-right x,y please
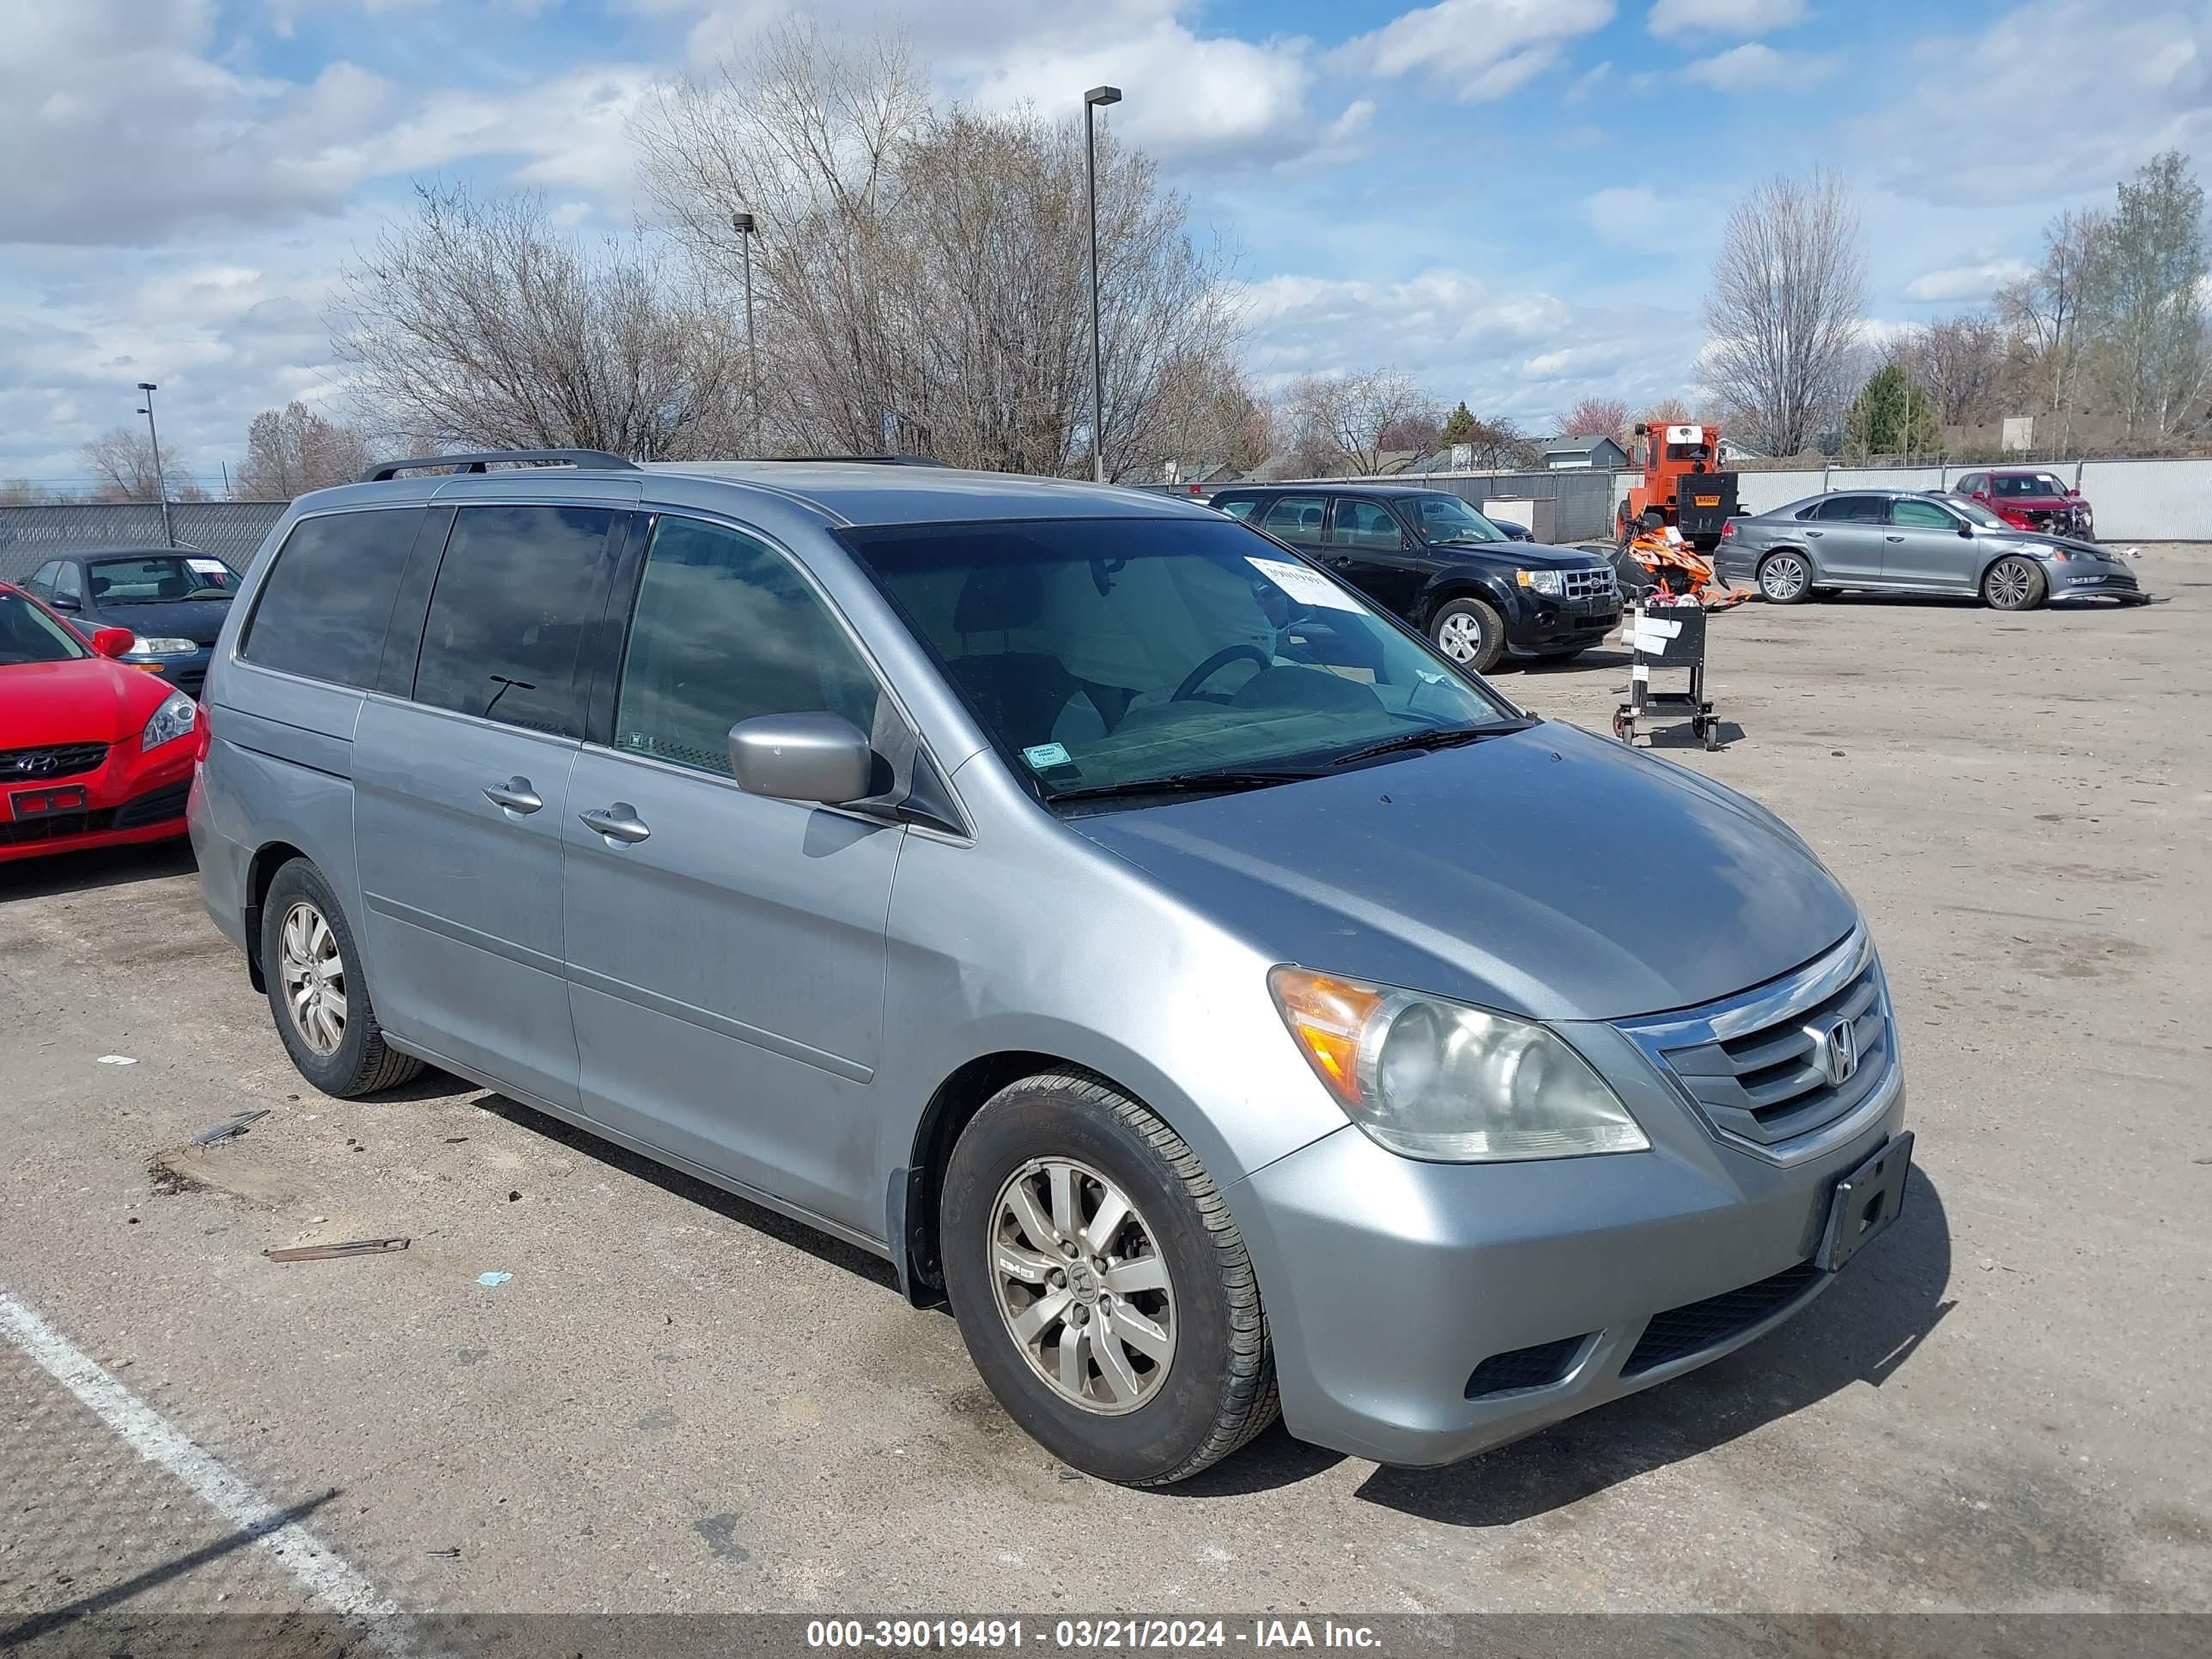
805,1620 -> 1382,1650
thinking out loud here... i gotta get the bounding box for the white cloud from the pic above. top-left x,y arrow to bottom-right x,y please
1682,43 -> 1835,88
1647,0 -> 1808,38
1339,0 -> 1615,102
1853,0 -> 2212,206
1904,258 -> 2034,302
1229,268 -> 1701,422
1564,61 -> 1613,105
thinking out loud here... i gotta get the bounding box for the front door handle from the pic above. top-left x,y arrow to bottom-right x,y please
1885,534 -> 1905,543
579,803 -> 652,845
482,776 -> 543,814
1805,529 -> 1824,538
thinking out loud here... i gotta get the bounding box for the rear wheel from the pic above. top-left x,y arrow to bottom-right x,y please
940,1073 -> 1278,1486
260,859 -> 422,1097
1428,597 -> 1506,672
1757,550 -> 1814,605
1982,556 -> 2045,611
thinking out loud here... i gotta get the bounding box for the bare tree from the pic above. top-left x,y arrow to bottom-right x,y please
1644,396 -> 1698,426
2082,151 -> 2210,441
1702,171 -> 1868,456
1283,369 -> 1435,475
234,402 -> 375,498
1559,396 -> 1629,439
0,478 -> 54,505
335,183 -> 747,459
1896,314 -> 2008,427
1144,360 -> 1275,473
633,21 -> 1240,477
82,427 -> 164,501
1994,208 -> 2105,450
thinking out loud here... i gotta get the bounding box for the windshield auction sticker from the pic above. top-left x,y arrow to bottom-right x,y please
1246,556 -> 1367,613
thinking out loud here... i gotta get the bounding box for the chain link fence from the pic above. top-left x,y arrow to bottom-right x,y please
0,501 -> 290,584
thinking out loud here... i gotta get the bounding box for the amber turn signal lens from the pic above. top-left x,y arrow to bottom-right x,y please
1267,966 -> 1383,1107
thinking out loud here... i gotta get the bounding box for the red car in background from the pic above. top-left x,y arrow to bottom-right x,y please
0,583 -> 201,864
1950,469 -> 2096,540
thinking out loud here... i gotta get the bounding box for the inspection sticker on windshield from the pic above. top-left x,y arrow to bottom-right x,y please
1021,742 -> 1074,771
186,558 -> 229,575
1246,556 -> 1367,613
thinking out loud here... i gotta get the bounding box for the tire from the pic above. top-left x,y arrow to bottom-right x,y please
1756,550 -> 1814,605
940,1073 -> 1278,1486
1427,597 -> 1506,672
259,859 -> 422,1098
1981,556 -> 2045,611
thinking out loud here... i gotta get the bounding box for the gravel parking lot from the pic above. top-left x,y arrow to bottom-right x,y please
4,550 -> 2209,1642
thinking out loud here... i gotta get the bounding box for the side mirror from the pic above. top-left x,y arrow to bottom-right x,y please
728,713 -> 876,805
91,626 -> 133,658
51,592 -> 81,611
1958,523 -> 1973,538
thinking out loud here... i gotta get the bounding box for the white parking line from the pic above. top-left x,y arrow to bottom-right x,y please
0,1285 -> 419,1657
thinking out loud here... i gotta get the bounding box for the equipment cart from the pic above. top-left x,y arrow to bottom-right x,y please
1612,601 -> 1719,750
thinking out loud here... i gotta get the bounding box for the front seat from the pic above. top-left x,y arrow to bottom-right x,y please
943,565 -> 1082,753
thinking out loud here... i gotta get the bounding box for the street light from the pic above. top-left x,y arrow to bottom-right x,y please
732,211 -> 758,457
136,381 -> 174,548
1084,85 -> 1121,483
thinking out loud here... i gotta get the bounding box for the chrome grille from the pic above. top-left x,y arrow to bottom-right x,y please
0,742 -> 108,783
1618,927 -> 1898,1161
1563,567 -> 1616,601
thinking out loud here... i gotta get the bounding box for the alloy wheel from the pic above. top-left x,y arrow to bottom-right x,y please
1436,612 -> 1483,662
1759,554 -> 1808,602
278,900 -> 348,1057
990,1158 -> 1176,1415
1985,559 -> 2035,610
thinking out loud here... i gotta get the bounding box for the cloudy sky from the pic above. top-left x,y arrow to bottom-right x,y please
2,0 -> 2206,489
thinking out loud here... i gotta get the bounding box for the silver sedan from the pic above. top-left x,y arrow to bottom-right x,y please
1715,489 -> 2145,611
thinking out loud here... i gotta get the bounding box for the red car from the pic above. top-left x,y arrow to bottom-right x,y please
0,582 -> 201,864
1950,469 -> 2095,539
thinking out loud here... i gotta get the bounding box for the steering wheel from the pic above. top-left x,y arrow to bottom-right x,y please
1173,643 -> 1273,702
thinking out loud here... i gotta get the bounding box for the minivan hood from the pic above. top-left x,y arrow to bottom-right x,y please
1067,722 -> 1857,1023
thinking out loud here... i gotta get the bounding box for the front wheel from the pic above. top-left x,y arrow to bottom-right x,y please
940,1073 -> 1278,1486
1757,550 -> 1814,605
1428,597 -> 1506,672
1982,556 -> 2045,611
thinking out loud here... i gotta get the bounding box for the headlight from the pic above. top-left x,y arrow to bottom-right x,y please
142,690 -> 196,751
131,635 -> 198,654
1268,966 -> 1650,1162
1516,569 -> 1564,596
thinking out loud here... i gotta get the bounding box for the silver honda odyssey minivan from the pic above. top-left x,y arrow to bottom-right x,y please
191,452 -> 1910,1486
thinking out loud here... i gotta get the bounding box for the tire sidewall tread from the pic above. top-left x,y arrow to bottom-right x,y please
259,859 -> 422,1099
1429,597 -> 1506,674
940,1072 -> 1277,1486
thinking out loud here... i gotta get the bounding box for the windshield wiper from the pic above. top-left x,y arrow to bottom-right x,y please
1329,720 -> 1531,768
1049,768 -> 1321,804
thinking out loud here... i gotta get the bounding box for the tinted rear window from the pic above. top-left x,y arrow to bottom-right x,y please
241,508 -> 427,689
411,504 -> 617,737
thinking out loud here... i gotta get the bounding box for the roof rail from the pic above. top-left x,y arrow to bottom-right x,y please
757,454 -> 950,468
361,448 -> 640,483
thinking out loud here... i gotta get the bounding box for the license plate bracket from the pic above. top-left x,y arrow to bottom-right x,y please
1816,1130 -> 1912,1272
9,785 -> 88,821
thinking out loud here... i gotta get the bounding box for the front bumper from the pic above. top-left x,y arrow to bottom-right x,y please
2047,565 -> 2142,602
1231,1046 -> 1906,1466
0,738 -> 197,863
1506,594 -> 1621,654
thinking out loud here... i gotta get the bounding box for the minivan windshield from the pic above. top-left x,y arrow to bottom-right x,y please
1402,494 -> 1510,545
842,518 -> 1517,802
0,591 -> 89,665
86,555 -> 236,603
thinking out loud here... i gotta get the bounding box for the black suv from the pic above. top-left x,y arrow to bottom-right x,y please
1206,486 -> 1619,672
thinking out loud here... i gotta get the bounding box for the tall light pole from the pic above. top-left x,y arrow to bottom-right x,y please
1084,85 -> 1121,483
732,211 -> 758,457
136,381 -> 174,547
